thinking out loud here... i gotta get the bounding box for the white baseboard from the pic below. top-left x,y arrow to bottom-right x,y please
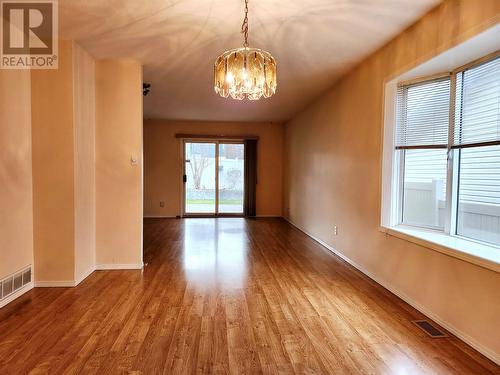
33,263 -> 143,287
143,215 -> 176,218
34,263 -> 143,287
144,215 -> 282,219
284,217 -> 500,365
75,266 -> 96,286
0,281 -> 34,309
95,263 -> 143,270
35,280 -> 76,287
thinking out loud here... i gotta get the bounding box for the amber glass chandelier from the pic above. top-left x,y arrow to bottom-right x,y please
214,0 -> 277,100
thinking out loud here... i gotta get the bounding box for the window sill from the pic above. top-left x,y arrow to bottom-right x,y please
379,225 -> 500,273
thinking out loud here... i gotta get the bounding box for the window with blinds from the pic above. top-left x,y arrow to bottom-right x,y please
396,78 -> 451,229
454,56 -> 500,246
453,57 -> 500,148
392,53 -> 500,247
396,78 -> 450,149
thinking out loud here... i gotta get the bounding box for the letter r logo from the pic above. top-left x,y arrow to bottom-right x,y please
2,1 -> 53,55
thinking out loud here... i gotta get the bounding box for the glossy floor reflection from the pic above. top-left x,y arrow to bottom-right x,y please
0,218 -> 497,374
182,219 -> 248,288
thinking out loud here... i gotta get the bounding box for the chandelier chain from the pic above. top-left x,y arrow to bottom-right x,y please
214,0 -> 277,100
241,0 -> 249,47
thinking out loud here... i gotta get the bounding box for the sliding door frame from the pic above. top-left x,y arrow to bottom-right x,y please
181,138 -> 245,218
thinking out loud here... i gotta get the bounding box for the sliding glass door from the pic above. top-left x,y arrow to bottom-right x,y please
218,143 -> 245,214
184,142 -> 217,214
183,141 -> 245,216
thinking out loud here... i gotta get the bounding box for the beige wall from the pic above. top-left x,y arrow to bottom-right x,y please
31,45 -> 143,280
95,60 -> 143,267
283,0 -> 500,361
31,40 -> 76,282
0,69 -> 34,280
73,43 -> 96,281
31,41 -> 98,283
2,43 -> 142,293
143,120 -> 284,217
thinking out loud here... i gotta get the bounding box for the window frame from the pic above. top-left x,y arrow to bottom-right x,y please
395,75 -> 452,232
383,50 -> 500,259
451,52 -> 500,247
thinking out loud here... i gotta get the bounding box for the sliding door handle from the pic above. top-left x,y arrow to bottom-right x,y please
183,174 -> 187,183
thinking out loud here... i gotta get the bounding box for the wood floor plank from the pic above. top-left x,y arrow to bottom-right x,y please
0,218 -> 498,374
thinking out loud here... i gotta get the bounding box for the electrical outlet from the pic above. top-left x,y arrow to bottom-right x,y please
333,226 -> 338,235
160,201 -> 165,208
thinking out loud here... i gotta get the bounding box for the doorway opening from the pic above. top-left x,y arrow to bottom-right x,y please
183,140 -> 245,216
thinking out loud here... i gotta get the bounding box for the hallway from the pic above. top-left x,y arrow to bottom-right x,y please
0,218 -> 496,374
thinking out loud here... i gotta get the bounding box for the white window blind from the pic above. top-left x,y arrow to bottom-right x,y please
389,52 -> 500,249
453,56 -> 500,148
396,78 -> 450,229
396,78 -> 451,149
454,55 -> 500,246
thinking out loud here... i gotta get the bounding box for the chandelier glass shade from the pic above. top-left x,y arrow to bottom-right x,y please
214,47 -> 277,100
213,0 -> 277,100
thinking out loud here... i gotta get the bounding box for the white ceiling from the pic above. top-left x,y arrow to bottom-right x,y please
60,0 -> 440,122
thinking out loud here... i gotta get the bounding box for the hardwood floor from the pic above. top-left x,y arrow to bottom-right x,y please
0,218 -> 498,374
